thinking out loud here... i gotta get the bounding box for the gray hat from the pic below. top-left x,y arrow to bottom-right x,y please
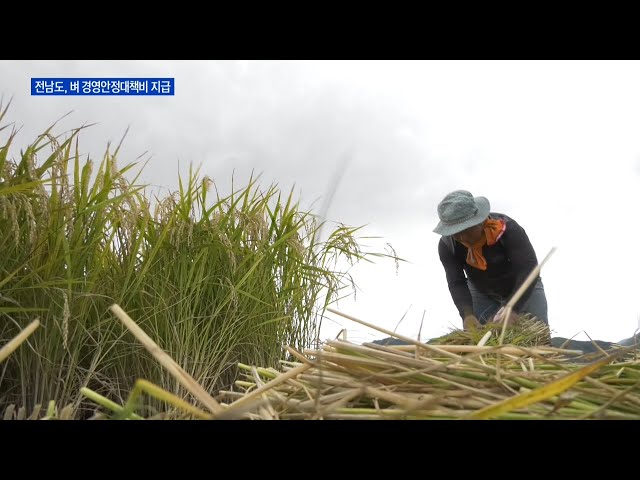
433,190 -> 490,236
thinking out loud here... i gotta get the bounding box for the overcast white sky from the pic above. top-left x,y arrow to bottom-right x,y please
2,60 -> 639,344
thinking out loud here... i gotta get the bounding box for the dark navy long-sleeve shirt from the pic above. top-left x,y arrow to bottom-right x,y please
438,212 -> 540,319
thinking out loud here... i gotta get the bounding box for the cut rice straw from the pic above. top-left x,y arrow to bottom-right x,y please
0,320 -> 40,364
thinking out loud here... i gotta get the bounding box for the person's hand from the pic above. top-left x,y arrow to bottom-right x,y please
492,307 -> 520,326
463,314 -> 481,331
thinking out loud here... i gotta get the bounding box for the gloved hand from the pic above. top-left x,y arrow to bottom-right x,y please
492,307 -> 520,326
463,314 -> 481,331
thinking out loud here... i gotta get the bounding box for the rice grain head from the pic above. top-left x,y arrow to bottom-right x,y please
62,292 -> 70,351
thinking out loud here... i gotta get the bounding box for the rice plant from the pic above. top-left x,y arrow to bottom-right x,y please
0,100 -> 395,416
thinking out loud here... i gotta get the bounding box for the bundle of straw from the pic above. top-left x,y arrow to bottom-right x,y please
429,316 -> 552,347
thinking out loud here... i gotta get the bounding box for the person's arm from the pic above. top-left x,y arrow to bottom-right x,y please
438,239 -> 474,320
500,219 -> 539,312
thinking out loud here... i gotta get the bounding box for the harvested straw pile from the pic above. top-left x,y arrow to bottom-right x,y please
9,305 -> 636,420
219,320 -> 640,420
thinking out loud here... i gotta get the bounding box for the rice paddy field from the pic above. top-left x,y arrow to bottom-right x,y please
2,102 -> 639,420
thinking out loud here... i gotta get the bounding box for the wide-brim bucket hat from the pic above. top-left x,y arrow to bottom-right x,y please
433,190 -> 490,236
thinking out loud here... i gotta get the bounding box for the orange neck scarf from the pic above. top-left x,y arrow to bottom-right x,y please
460,219 -> 506,270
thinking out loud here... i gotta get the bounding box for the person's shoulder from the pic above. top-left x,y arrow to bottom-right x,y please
492,212 -> 519,226
490,211 -> 511,220
438,235 -> 456,254
492,212 -> 530,241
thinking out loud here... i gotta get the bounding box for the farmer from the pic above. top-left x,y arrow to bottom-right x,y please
433,190 -> 548,332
